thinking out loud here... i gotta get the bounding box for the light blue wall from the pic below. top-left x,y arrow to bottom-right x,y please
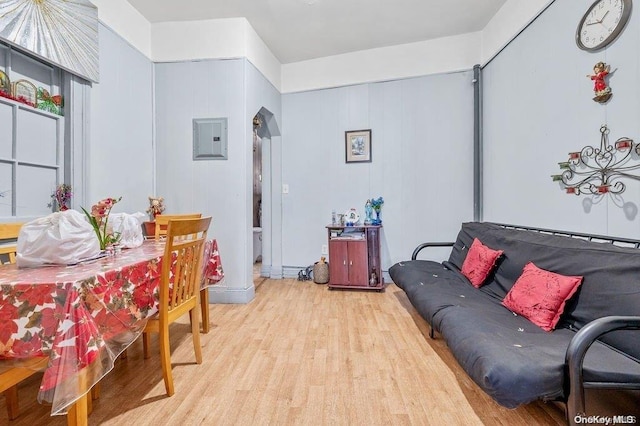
155,58 -> 266,303
98,0 -> 640,296
89,24 -> 153,213
483,0 -> 640,238
282,71 -> 476,273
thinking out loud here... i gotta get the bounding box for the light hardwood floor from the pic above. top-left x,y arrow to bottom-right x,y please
3,279 -> 630,425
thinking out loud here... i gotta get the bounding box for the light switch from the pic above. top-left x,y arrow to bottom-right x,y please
282,184 -> 289,194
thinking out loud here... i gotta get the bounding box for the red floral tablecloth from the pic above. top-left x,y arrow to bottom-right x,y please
0,239 -> 223,416
202,239 -> 224,285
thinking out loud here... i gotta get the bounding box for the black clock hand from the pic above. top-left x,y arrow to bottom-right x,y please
598,10 -> 610,24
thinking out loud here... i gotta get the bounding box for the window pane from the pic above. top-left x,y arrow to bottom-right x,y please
0,163 -> 11,216
0,44 -> 7,69
10,51 -> 54,91
17,111 -> 58,165
16,165 -> 56,216
0,102 -> 12,159
1,41 -> 67,220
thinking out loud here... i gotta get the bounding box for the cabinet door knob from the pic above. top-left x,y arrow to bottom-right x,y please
349,261 -> 353,266
343,260 -> 346,265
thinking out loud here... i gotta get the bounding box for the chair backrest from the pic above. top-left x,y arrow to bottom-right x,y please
0,223 -> 23,265
161,217 -> 212,314
154,213 -> 202,240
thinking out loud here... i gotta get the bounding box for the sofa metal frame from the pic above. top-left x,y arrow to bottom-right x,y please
409,222 -> 640,425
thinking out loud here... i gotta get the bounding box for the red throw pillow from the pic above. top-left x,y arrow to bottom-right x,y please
502,262 -> 583,332
460,238 -> 504,288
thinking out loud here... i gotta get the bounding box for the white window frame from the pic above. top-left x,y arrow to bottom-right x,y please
0,42 -> 66,220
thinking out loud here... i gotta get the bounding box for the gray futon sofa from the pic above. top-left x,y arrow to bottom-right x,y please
389,222 -> 640,424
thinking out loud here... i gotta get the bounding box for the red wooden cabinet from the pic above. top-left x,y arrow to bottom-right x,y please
329,239 -> 367,285
326,225 -> 384,291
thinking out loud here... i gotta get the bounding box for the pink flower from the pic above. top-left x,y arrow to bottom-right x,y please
91,206 -> 106,217
49,184 -> 72,211
82,196 -> 122,250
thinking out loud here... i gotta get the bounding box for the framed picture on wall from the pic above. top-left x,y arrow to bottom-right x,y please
345,129 -> 372,163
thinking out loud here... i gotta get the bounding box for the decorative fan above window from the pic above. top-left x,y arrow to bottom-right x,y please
0,0 -> 99,83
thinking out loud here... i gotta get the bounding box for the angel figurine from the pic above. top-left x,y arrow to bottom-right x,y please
588,62 -> 612,103
364,199 -> 373,225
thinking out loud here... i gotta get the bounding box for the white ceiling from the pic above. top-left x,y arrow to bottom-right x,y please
126,0 -> 508,64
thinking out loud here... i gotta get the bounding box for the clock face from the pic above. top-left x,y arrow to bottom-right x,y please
576,0 -> 632,51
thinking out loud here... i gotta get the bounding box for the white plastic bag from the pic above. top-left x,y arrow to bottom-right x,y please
109,212 -> 146,248
16,210 -> 101,267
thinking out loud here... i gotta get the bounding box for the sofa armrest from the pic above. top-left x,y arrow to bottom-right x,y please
565,316 -> 640,424
411,242 -> 455,260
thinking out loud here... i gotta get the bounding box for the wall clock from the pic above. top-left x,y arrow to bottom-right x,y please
576,0 -> 632,52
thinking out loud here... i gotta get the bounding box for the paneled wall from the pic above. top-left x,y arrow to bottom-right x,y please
155,58 -> 267,302
282,71 -> 475,273
483,1 -> 640,238
89,24 -> 154,213
154,58 -> 244,298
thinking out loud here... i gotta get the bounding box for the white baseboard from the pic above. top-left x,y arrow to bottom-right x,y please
257,264 -> 393,285
206,284 -> 255,304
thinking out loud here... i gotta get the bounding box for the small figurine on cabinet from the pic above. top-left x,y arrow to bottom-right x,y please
587,62 -> 612,104
364,199 -> 373,225
369,269 -> 378,287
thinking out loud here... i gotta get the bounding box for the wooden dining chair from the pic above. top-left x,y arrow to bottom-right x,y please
0,223 -> 23,265
0,357 -> 49,420
0,223 -> 49,420
153,213 -> 202,241
153,213 -> 213,333
143,216 -> 212,396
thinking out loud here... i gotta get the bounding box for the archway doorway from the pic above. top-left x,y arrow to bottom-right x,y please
252,107 -> 280,286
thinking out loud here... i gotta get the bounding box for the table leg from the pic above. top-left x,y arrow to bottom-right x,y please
5,386 -> 19,420
91,383 -> 101,400
67,366 -> 95,426
85,383 -> 101,415
200,288 -> 210,333
66,393 -> 88,426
